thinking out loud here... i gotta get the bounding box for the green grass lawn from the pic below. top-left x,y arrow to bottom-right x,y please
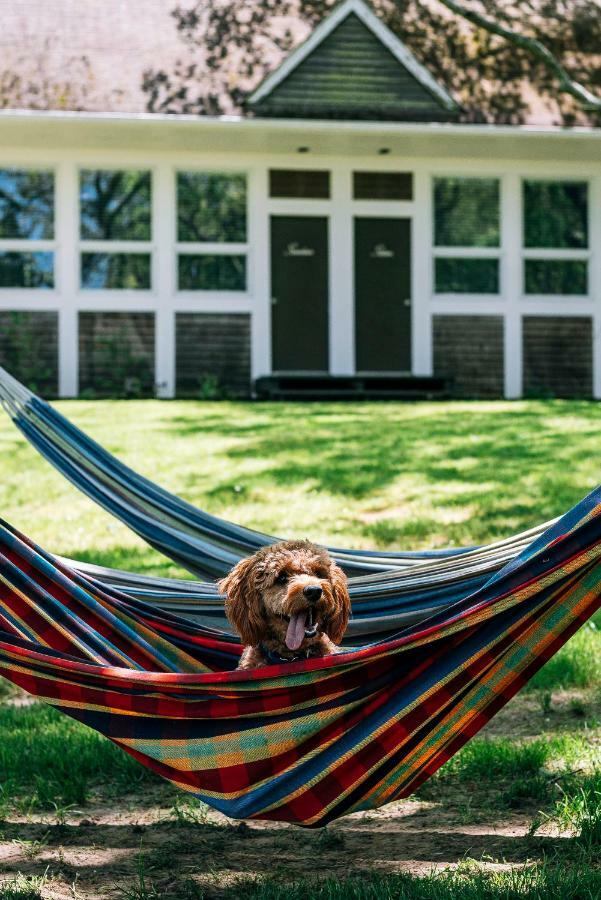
1,398 -> 600,573
0,398 -> 599,899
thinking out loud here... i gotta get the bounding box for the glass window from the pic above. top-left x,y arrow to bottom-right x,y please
523,181 -> 587,249
435,258 -> 499,294
0,169 -> 54,239
177,173 -> 246,242
434,178 -> 500,248
178,255 -> 246,291
0,251 -> 54,289
524,260 -> 587,296
81,253 -> 151,290
80,170 -> 151,241
269,170 -> 329,200
353,171 -> 412,200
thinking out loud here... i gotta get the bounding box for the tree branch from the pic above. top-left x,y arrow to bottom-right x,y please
432,0 -> 601,111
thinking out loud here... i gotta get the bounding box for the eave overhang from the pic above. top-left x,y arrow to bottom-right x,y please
0,109 -> 599,163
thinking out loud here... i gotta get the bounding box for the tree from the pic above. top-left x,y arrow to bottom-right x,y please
0,38 -> 117,112
142,1 -> 601,125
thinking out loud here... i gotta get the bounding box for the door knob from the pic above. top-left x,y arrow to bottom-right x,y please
271,297 -> 278,306
403,298 -> 411,307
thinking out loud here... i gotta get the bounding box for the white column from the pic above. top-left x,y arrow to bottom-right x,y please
591,174 -> 601,399
329,165 -> 354,374
412,169 -> 432,375
502,172 -> 522,398
248,165 -> 270,381
55,160 -> 79,397
154,163 -> 175,398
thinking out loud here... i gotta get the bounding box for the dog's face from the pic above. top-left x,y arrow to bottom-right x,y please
219,540 -> 350,651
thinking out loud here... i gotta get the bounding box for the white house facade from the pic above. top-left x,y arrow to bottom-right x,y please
0,0 -> 599,400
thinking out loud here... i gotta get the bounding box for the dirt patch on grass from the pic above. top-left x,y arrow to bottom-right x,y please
1,690 -> 598,899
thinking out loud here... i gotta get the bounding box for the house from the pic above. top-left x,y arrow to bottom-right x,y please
0,0 -> 599,399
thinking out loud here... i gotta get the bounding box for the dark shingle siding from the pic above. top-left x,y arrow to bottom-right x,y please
78,312 -> 155,397
522,316 -> 593,399
0,310 -> 58,396
433,315 -> 504,398
251,13 -> 455,121
175,313 -> 251,398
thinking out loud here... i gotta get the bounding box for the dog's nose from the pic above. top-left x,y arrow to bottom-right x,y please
303,585 -> 322,603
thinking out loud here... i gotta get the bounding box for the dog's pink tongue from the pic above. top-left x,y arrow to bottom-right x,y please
285,611 -> 307,651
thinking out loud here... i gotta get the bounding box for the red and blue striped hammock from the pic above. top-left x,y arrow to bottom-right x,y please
0,484 -> 599,827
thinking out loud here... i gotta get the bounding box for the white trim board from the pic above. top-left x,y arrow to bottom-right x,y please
247,0 -> 458,112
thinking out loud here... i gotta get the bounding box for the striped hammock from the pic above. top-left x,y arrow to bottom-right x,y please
0,485 -> 599,827
0,366 -> 555,641
0,368 -> 552,581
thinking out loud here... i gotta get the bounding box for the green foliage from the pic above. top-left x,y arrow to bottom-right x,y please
216,863 -> 601,900
0,875 -> 46,900
0,703 -> 157,809
438,737 -> 551,783
0,311 -> 55,395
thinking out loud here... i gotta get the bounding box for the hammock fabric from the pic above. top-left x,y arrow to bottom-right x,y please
0,486 -> 599,827
0,368 -> 551,581
0,367 -> 556,642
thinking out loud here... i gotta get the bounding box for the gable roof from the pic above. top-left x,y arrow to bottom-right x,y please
247,0 -> 458,121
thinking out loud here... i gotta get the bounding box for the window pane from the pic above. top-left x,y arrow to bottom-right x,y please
523,181 -> 587,248
0,169 -> 54,239
177,173 -> 246,242
435,258 -> 499,293
269,170 -> 330,199
178,255 -> 246,291
434,178 -> 500,247
80,170 -> 151,240
353,171 -> 412,200
81,253 -> 151,290
524,259 -> 587,295
0,252 -> 54,288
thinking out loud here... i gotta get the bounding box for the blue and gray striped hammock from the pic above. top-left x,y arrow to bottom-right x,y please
0,368 -> 553,642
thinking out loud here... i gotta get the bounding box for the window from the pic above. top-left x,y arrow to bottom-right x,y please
433,178 -> 500,294
269,169 -> 330,199
79,169 -> 152,290
177,172 -> 247,292
177,173 -> 246,242
522,180 -> 588,296
0,169 -> 55,289
353,171 -> 413,201
178,255 -> 246,292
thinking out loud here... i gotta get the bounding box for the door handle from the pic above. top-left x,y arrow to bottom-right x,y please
403,298 -> 411,307
271,297 -> 278,306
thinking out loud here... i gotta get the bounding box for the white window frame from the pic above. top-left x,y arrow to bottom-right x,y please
431,175 -> 503,301
174,168 -> 250,299
0,166 -> 57,298
520,176 -> 591,302
77,166 -> 154,298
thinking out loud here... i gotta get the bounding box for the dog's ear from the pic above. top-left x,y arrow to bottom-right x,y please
324,561 -> 350,644
218,555 -> 264,647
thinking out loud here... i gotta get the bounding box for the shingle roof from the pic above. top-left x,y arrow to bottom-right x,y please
248,1 -> 458,121
0,0 -> 597,126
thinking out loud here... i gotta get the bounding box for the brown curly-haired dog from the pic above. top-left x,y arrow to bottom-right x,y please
219,540 -> 350,669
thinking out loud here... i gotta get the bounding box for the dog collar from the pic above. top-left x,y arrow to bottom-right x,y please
259,643 -> 320,665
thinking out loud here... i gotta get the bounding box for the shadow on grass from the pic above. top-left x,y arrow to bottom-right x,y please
163,401 -> 600,547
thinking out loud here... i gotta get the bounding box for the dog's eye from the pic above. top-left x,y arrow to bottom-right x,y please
275,571 -> 289,585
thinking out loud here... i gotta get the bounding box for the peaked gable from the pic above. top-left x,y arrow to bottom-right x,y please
247,0 -> 458,122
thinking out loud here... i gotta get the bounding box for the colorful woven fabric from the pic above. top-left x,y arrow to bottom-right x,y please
0,485 -> 599,827
0,368 -> 550,579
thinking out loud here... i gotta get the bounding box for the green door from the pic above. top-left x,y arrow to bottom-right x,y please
271,216 -> 329,372
355,217 -> 411,372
